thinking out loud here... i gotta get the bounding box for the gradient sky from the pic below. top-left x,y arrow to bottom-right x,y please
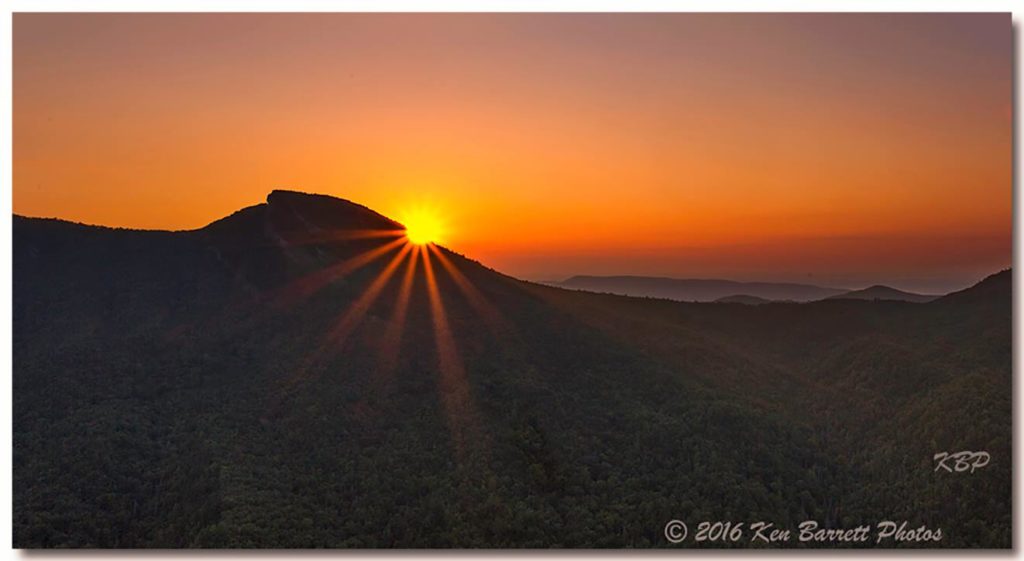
14,13 -> 1012,292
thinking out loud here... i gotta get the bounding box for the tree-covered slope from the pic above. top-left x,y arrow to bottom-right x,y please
13,192 -> 1011,548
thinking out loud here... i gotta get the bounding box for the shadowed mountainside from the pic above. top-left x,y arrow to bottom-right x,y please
13,191 -> 1010,548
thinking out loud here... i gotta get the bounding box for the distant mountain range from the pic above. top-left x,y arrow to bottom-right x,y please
554,275 -> 942,303
825,285 -> 939,303
554,275 -> 847,302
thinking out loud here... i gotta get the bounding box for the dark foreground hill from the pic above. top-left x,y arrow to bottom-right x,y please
13,191 -> 1011,548
827,285 -> 939,303
555,275 -> 847,302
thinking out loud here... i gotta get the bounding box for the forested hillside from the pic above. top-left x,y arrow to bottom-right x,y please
13,191 -> 1011,548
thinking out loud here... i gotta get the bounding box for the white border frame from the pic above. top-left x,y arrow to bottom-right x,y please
1,3 -> 1019,560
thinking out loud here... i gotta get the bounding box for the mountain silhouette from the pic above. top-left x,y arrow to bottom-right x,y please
13,191 -> 1011,548
204,189 -> 402,244
826,285 -> 939,303
713,294 -> 773,305
555,275 -> 847,302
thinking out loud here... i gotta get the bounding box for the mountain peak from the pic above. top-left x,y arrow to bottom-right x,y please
266,190 -> 401,230
266,188 -> 352,206
262,190 -> 404,250
197,190 -> 404,253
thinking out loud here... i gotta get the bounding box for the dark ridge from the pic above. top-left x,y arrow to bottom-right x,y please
934,268 -> 1011,304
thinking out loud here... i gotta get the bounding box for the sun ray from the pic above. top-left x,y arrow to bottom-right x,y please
264,242 -> 411,421
324,243 -> 414,347
348,246 -> 422,423
282,228 -> 407,247
375,245 -> 419,382
421,244 -> 482,457
270,236 -> 406,309
428,244 -> 511,337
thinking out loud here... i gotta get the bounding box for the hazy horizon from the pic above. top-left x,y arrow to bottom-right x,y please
13,189 -> 1001,295
534,269 -> 995,295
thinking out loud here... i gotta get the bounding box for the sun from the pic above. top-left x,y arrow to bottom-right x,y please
401,208 -> 445,246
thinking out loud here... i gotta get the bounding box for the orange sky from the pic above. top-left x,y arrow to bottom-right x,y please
13,13 -> 1012,292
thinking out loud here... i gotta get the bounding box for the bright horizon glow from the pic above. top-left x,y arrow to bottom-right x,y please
402,207 -> 446,246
